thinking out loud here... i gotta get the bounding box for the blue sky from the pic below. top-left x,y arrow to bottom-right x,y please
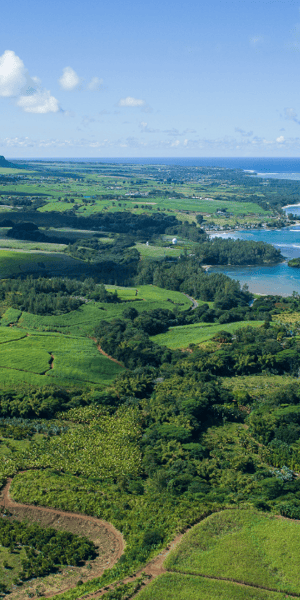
1,0 -> 300,157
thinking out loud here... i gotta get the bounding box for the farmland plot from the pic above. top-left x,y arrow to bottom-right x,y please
0,330 -> 123,386
165,509 -> 300,596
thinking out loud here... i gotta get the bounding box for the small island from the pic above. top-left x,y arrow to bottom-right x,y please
288,258 -> 300,267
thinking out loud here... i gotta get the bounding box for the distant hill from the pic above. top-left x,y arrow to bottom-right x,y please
0,155 -> 23,169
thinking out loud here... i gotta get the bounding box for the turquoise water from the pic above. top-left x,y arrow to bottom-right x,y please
209,228 -> 300,295
210,262 -> 300,296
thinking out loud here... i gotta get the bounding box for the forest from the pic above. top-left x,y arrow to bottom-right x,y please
0,276 -> 119,315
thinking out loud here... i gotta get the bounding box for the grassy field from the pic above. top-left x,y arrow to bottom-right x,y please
151,320 -> 264,349
135,573 -> 291,600
0,284 -> 191,386
0,167 -> 37,175
0,249 -> 84,278
0,329 -> 123,386
165,509 -> 300,596
146,197 -> 268,216
0,162 -> 271,218
36,195 -> 267,217
7,286 -> 191,337
135,242 -> 184,259
0,237 -> 66,252
0,327 -> 26,342
106,284 -> 192,307
0,543 -> 28,592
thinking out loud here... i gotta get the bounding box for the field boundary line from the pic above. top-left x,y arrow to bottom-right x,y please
0,333 -> 27,344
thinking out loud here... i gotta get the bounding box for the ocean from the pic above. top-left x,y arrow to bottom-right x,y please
12,156 -> 300,176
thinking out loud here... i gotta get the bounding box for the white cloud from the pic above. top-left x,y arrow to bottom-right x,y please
88,76 -> 103,91
0,49 -> 60,114
59,66 -> 82,91
16,89 -> 60,113
5,132 -> 300,153
0,50 -> 32,97
118,96 -> 145,107
276,135 -> 285,143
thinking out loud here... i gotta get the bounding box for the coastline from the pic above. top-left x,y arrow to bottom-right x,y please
283,204 -> 300,210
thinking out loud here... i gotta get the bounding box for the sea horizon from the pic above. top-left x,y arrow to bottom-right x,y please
8,156 -> 300,177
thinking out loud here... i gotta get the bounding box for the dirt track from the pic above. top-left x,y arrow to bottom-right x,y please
90,336 -> 124,367
0,478 -> 125,599
76,532 -> 185,599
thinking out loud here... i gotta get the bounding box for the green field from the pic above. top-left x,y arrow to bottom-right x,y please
151,320 -> 264,348
0,284 -> 191,385
0,329 -> 123,386
0,161 -> 273,221
0,249 -> 84,278
106,284 -> 192,307
36,195 -> 267,217
165,509 -> 300,596
135,242 -> 184,258
0,236 -> 66,252
4,285 -> 191,337
135,573 -> 290,600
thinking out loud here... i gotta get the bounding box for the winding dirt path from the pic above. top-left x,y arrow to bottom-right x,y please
90,336 -> 124,367
0,478 -> 125,599
75,532 -> 185,599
